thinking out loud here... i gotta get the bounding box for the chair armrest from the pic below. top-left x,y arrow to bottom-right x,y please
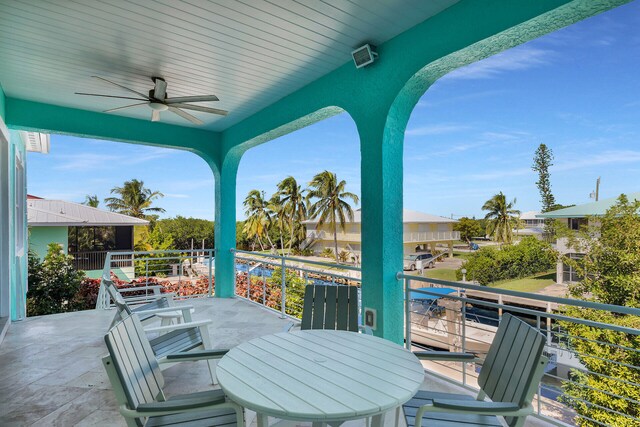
117,285 -> 164,293
165,349 -> 229,361
432,399 -> 521,413
145,319 -> 211,334
136,396 -> 225,413
414,351 -> 475,361
133,305 -> 195,317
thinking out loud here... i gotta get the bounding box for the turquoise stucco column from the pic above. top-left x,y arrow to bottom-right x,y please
212,151 -> 241,298
353,108 -> 406,344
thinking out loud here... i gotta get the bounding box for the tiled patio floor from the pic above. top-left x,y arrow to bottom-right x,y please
0,298 -> 554,426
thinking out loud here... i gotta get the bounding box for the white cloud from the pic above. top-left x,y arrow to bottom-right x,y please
440,46 -> 554,82
465,167 -> 532,181
554,150 -> 640,172
53,153 -> 122,171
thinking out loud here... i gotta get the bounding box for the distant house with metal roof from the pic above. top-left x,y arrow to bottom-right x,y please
27,196 -> 149,272
303,209 -> 459,260
538,192 -> 640,284
513,211 -> 544,238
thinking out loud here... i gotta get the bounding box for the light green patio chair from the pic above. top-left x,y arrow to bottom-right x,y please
286,284 -> 372,334
103,315 -> 244,427
110,290 -> 223,384
403,313 -> 548,427
104,279 -> 194,328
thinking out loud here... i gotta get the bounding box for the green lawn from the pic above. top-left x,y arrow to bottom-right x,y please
489,272 -> 556,293
408,268 -> 458,282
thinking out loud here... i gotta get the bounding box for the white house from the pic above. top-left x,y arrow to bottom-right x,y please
304,209 -> 459,260
513,211 -> 545,238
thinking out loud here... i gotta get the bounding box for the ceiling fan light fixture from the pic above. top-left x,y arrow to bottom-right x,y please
149,102 -> 169,111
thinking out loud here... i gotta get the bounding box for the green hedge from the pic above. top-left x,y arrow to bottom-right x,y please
456,237 -> 556,285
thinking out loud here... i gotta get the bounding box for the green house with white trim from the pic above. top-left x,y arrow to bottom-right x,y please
538,192 -> 640,284
27,196 -> 149,274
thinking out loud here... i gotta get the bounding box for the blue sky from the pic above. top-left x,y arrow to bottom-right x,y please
28,2 -> 640,220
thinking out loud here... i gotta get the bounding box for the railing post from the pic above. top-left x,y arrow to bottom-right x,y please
247,265 -> 251,299
280,255 -> 286,318
262,269 -> 266,305
405,277 -> 411,350
462,301 -> 467,386
208,249 -> 213,297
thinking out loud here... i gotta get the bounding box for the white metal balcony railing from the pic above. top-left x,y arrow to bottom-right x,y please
96,249 -> 640,426
96,249 -> 214,309
231,248 -> 361,320
404,230 -> 461,242
307,230 -> 461,243
399,273 -> 640,427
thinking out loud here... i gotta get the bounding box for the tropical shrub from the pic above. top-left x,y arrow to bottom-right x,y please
320,248 -> 334,258
454,217 -> 484,242
27,243 -> 86,316
266,267 -> 307,318
154,216 -> 214,250
456,236 -> 556,285
291,247 -> 314,256
134,226 -> 174,276
559,195 -> 640,427
337,250 -> 350,263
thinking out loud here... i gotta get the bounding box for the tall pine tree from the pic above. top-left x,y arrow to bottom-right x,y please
532,144 -> 556,238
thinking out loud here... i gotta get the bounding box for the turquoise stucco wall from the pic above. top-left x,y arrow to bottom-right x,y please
29,226 -> 68,259
0,82 -> 5,120
3,0 -> 630,340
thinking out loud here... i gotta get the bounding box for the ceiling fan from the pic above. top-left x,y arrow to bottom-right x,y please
75,76 -> 227,125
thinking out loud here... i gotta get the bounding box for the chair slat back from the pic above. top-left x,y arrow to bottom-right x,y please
104,315 -> 165,411
301,285 -> 359,332
478,313 -> 546,422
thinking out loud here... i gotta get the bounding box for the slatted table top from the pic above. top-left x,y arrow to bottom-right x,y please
217,330 -> 424,423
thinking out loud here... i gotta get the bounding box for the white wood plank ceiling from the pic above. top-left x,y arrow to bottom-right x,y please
0,0 -> 459,131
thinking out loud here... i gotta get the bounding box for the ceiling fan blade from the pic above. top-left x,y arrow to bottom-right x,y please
153,78 -> 167,101
165,95 -> 219,104
168,106 -> 203,125
75,93 -> 148,101
169,103 -> 228,116
103,102 -> 148,113
91,76 -> 151,100
151,110 -> 161,122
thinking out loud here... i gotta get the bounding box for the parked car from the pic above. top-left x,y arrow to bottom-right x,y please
403,253 -> 435,271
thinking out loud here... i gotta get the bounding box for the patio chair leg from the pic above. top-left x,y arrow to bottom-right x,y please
257,413 -> 268,427
370,414 -> 384,427
207,359 -> 217,384
395,406 -> 401,427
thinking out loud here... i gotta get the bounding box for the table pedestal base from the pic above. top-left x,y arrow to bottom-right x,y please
256,412 -> 387,427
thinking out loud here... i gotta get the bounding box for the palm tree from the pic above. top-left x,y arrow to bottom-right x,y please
268,193 -> 287,255
243,190 -> 274,251
276,176 -> 307,255
307,171 -> 359,262
104,179 -> 165,219
83,194 -> 100,208
482,192 -> 520,244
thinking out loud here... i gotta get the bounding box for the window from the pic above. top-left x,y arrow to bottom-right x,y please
569,218 -> 587,231
563,253 -> 584,283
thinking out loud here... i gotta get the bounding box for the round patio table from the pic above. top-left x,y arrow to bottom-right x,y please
216,330 -> 424,427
